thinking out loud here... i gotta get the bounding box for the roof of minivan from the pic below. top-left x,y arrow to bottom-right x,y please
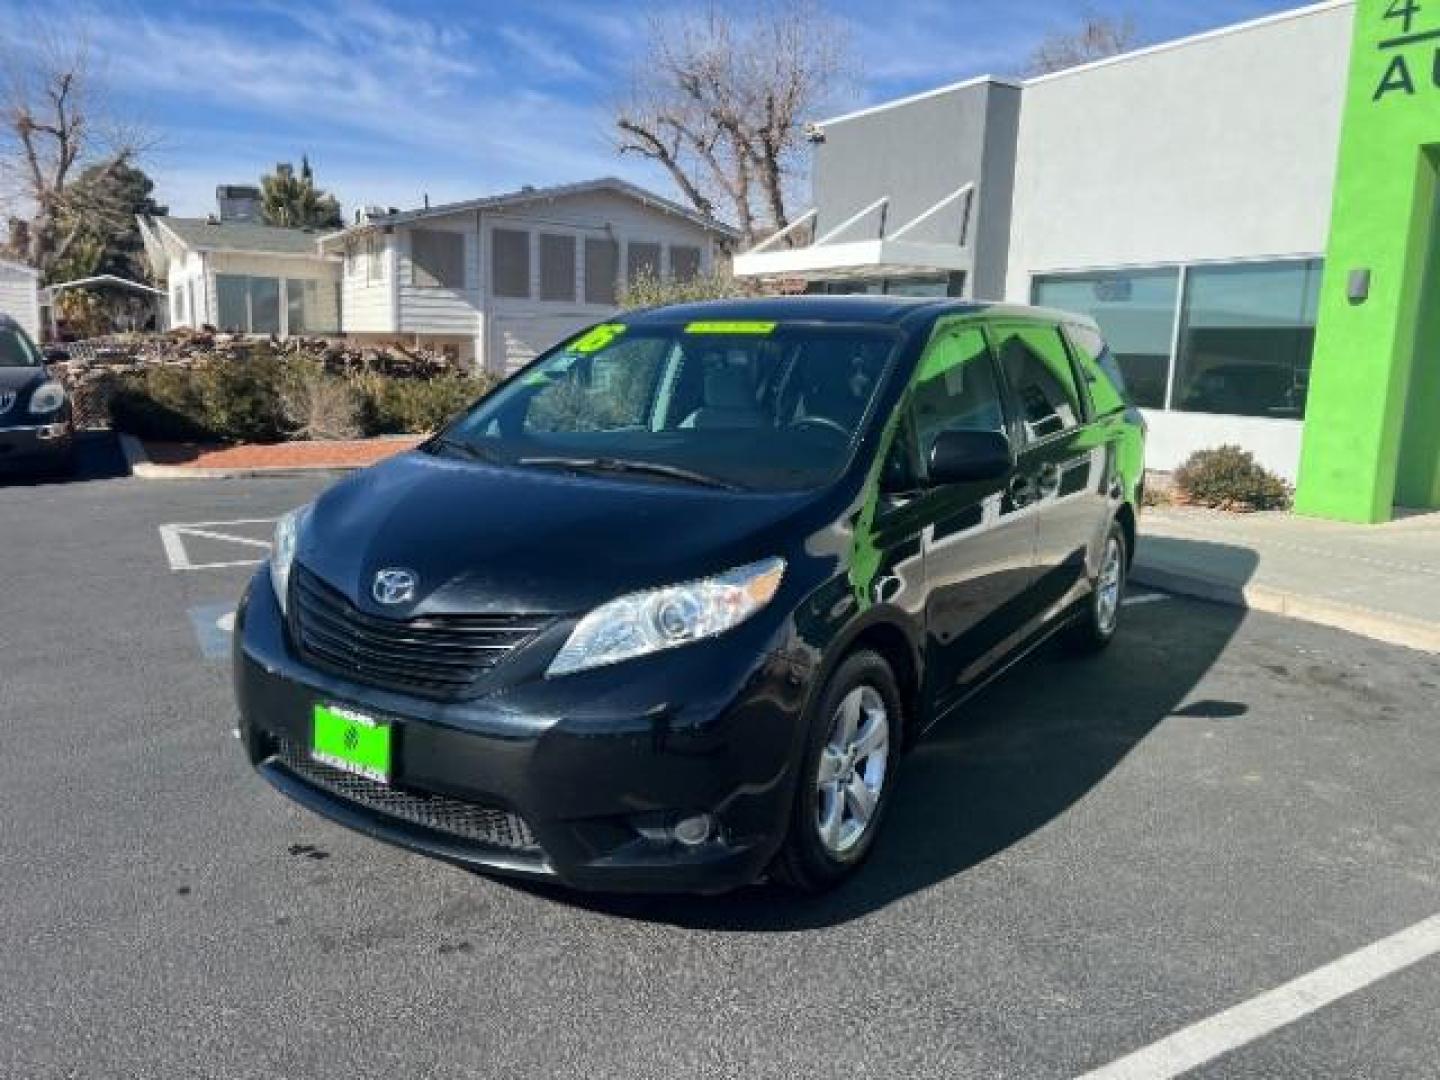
623,296 -> 1099,331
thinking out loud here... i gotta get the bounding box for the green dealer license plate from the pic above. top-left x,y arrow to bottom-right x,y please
311,704 -> 392,783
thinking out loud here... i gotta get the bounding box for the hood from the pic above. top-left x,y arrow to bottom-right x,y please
298,451 -> 824,617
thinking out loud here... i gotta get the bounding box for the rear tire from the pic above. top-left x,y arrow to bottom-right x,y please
771,650 -> 902,893
1065,520 -> 1128,654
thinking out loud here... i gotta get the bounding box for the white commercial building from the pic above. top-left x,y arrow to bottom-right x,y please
737,1 -> 1357,480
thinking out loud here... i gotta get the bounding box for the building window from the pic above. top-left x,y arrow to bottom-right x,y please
492,228 -> 531,299
584,238 -> 619,304
215,274 -> 281,335
411,229 -> 465,289
539,234 -> 577,301
1172,259 -> 1323,419
626,241 -> 661,286
364,236 -> 386,284
670,245 -> 702,282
1032,268 -> 1180,410
286,279 -> 338,335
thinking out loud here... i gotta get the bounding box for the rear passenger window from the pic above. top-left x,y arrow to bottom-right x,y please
996,325 -> 1083,441
1066,324 -> 1129,416
908,327 -> 1006,469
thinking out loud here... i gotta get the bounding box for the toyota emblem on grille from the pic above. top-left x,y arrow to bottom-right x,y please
372,568 -> 418,606
0,391 -> 14,414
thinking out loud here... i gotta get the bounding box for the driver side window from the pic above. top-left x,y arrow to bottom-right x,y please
906,327 -> 1006,477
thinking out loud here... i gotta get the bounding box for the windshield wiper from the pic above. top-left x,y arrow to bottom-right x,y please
517,456 -> 742,491
430,436 -> 500,463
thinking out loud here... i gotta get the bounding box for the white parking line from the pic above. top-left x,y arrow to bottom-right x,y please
1123,592 -> 1170,607
1076,912 -> 1440,1080
158,518 -> 276,571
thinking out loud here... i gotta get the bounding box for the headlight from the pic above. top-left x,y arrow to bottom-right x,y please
269,505 -> 310,615
29,381 -> 65,415
547,557 -> 786,677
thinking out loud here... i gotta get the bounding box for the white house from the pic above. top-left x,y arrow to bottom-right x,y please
138,204 -> 342,338
319,177 -> 736,373
140,177 -> 735,375
0,259 -> 42,340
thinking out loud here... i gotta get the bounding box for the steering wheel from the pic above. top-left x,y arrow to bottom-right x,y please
789,415 -> 850,439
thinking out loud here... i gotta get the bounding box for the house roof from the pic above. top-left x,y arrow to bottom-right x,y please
150,217 -> 331,256
319,177 -> 739,248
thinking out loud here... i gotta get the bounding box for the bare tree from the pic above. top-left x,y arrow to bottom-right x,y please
1,30 -> 150,280
615,1 -> 850,249
1027,13 -> 1140,76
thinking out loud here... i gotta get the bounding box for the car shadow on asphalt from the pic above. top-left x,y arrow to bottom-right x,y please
504,555 -> 1256,930
0,431 -> 128,488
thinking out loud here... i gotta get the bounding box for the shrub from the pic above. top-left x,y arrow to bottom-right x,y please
107,353 -> 493,443
1173,445 -> 1293,512
280,358 -> 362,441
356,371 -> 491,436
619,269 -> 754,311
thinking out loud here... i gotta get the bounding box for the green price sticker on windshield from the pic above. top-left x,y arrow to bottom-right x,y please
569,323 -> 627,354
685,321 -> 777,336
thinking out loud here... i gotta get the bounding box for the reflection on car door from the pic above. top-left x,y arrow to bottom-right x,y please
883,324 -> 1039,719
994,323 -> 1112,622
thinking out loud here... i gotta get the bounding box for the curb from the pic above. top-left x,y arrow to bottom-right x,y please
118,434 -> 399,480
1132,560 -> 1440,654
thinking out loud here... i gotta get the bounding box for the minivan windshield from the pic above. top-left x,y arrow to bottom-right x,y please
435,321 -> 901,492
0,327 -> 42,367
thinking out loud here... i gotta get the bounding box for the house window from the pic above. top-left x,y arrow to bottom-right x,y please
215,274 -> 281,335
1032,268 -> 1181,410
366,237 -> 383,284
670,245 -> 702,282
411,229 -> 465,289
626,241 -> 661,286
492,228 -> 531,299
1172,259 -> 1323,420
539,234 -> 577,302
584,238 -> 619,305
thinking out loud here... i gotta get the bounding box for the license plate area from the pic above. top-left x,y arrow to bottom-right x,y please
311,703 -> 392,784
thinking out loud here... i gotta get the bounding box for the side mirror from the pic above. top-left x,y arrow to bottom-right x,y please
928,430 -> 1013,486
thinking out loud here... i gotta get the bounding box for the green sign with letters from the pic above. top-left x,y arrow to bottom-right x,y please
1297,0 -> 1440,521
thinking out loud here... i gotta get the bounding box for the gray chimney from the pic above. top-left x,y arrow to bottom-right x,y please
216,185 -> 263,223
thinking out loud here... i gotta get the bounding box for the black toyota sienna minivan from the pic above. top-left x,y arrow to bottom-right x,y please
235,297 -> 1146,894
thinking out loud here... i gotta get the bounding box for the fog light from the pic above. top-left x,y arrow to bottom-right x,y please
672,813 -> 714,847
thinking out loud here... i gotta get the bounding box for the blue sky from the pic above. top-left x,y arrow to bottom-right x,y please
3,0 -> 1310,219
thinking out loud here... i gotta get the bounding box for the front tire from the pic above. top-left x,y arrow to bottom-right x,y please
772,650 -> 902,893
1066,520 -> 1128,654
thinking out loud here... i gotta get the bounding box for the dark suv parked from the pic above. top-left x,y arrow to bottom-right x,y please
0,316 -> 74,476
234,298 -> 1146,893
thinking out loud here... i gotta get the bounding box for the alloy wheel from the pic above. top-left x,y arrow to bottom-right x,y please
814,685 -> 890,856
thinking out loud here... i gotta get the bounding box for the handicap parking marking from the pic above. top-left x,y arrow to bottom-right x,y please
188,602 -> 238,660
1076,911 -> 1440,1080
159,518 -> 276,571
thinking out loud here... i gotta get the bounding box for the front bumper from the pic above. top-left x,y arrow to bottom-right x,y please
0,421 -> 72,471
234,568 -> 815,893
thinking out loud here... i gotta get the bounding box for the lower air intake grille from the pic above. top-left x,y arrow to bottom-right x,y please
276,740 -> 539,852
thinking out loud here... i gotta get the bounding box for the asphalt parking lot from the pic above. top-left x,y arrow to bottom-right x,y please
3,447 -> 1439,1079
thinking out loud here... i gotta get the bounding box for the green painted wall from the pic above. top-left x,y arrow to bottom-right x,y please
1296,0 -> 1440,522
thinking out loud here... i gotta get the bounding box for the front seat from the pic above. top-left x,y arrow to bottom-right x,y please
682,365 -> 764,429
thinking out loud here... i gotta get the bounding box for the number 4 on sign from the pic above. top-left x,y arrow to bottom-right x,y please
1386,0 -> 1422,35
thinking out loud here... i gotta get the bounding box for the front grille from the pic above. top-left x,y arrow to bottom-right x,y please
291,566 -> 542,700
275,739 -> 540,852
